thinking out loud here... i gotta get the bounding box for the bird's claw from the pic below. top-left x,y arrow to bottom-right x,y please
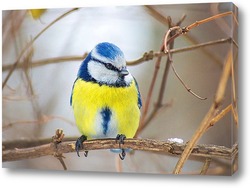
75,135 -> 87,157
116,134 -> 126,146
119,149 -> 126,160
116,134 -> 126,160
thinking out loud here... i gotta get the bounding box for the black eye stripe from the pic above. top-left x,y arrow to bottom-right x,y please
91,57 -> 119,72
104,63 -> 116,71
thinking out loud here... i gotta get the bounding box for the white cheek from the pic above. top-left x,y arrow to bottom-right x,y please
88,61 -> 119,83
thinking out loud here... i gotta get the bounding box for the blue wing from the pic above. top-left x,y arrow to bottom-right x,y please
71,54 -> 92,106
133,77 -> 142,109
70,78 -> 78,106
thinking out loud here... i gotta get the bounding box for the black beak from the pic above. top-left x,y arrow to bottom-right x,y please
119,67 -> 129,77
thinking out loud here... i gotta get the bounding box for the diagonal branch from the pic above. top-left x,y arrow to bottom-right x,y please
173,51 -> 233,174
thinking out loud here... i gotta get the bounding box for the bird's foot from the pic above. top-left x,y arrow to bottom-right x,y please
75,135 -> 88,157
115,134 -> 126,160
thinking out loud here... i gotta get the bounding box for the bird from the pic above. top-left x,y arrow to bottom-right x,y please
70,42 -> 142,160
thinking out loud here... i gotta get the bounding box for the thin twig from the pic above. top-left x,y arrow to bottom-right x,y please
55,154 -> 67,170
185,11 -> 238,31
164,26 -> 207,100
115,155 -> 123,172
137,44 -> 164,135
136,15 -> 187,136
3,115 -> 75,131
208,104 -> 233,128
200,158 -> 212,175
3,10 -> 27,53
144,5 -> 170,26
2,8 -> 79,89
162,12 -> 238,55
173,52 -> 233,174
156,18 -> 178,108
21,45 -> 44,130
230,53 -> 239,126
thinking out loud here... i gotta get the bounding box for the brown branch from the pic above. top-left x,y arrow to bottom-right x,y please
200,158 -> 212,175
185,12 -> 237,31
208,104 -> 237,129
2,138 -> 238,162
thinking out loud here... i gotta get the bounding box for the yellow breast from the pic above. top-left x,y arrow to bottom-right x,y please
72,79 -> 140,139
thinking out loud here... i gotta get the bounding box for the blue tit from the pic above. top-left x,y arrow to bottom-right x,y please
70,42 -> 142,160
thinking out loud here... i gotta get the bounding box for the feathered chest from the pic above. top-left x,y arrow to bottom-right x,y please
72,78 -> 138,108
71,78 -> 140,138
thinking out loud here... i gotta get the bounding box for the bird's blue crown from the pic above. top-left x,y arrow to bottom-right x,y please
95,42 -> 124,61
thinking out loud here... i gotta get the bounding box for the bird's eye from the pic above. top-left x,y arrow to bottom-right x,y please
105,63 -> 114,70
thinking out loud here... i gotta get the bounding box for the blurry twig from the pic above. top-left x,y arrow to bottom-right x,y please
3,115 -> 75,131
173,52 -> 233,174
3,10 -> 27,53
115,155 -> 123,172
55,155 -> 67,170
2,8 -> 79,89
200,158 -> 212,175
21,44 -> 44,127
144,5 -> 172,25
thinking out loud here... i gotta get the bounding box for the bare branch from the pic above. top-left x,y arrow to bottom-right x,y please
2,38 -> 234,72
2,137 -> 238,162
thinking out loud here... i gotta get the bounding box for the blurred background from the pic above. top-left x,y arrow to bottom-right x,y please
2,2 -> 238,175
